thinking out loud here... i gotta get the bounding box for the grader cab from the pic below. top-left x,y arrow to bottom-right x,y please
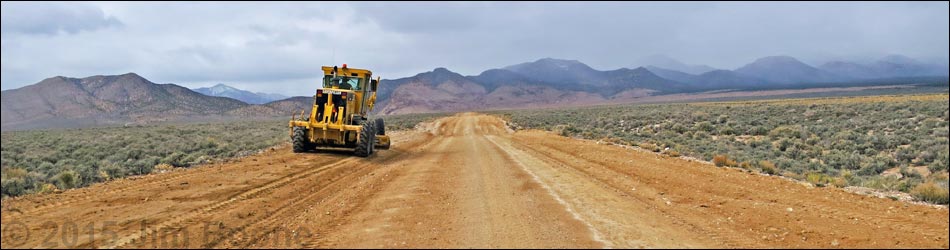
289,64 -> 390,157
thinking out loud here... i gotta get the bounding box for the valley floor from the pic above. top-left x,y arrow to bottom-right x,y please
2,113 -> 947,248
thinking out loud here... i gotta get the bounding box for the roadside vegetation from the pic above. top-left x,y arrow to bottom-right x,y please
496,94 -> 950,205
1,120 -> 286,197
379,112 -> 450,131
1,113 -> 441,198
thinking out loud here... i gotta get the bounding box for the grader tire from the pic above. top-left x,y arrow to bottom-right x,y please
354,121 -> 376,157
292,127 -> 308,153
375,118 -> 386,135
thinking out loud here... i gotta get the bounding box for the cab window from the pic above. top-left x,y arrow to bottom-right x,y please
323,75 -> 364,90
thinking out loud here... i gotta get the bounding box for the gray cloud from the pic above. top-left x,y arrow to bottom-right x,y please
1,2 -> 121,35
2,2 -> 947,96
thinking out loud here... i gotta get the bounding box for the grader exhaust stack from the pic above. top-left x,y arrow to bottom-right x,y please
289,64 -> 390,157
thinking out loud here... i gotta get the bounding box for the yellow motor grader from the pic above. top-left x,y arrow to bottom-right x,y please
289,64 -> 390,157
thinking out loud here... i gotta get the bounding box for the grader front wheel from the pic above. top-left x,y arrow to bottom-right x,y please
292,127 -> 309,153
354,121 -> 376,157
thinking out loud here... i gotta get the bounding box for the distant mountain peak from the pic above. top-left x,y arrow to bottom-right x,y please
418,67 -> 462,77
506,58 -> 592,70
751,55 -> 804,64
409,67 -> 469,85
880,54 -> 919,64
500,58 -> 602,85
636,54 -> 717,75
205,83 -> 240,93
193,84 -> 287,105
105,72 -> 147,82
740,56 -> 817,69
432,67 -> 454,74
536,57 -> 582,64
736,55 -> 845,84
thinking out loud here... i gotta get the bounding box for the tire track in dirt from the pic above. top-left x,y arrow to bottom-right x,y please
2,147 -> 354,249
500,138 -> 754,248
217,132 -> 445,248
255,130 -> 447,248
291,134 -> 458,248
305,114 -> 602,249
510,129 -> 948,248
105,156 -> 362,248
487,135 -> 725,248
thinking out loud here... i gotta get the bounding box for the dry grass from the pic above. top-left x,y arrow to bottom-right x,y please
664,150 -> 681,157
911,181 -> 949,205
639,142 -> 661,153
713,155 -> 737,168
759,160 -> 778,175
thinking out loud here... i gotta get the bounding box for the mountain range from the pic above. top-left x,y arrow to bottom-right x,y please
375,55 -> 947,114
0,73 -> 307,130
2,55 -> 947,130
193,84 -> 287,104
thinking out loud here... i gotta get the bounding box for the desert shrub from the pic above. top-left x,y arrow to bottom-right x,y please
54,170 -> 79,190
664,150 -> 681,157
713,155 -> 737,167
672,124 -> 687,134
759,160 -> 778,175
1,178 -> 29,197
911,182 -> 950,205
694,121 -> 714,132
862,176 -> 907,192
749,126 -> 769,136
552,124 -> 577,137
769,126 -> 802,139
738,161 -> 753,170
830,177 -> 848,188
896,148 -> 917,163
718,126 -> 736,136
638,142 -> 660,152
806,172 -> 837,187
102,164 -> 125,180
930,160 -> 948,173
899,167 -> 923,180
918,150 -> 936,164
153,164 -> 175,174
857,156 -> 896,176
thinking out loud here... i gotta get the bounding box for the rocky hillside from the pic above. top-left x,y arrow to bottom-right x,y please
1,73 -> 247,130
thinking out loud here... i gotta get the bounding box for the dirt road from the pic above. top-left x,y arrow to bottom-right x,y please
2,113 -> 948,249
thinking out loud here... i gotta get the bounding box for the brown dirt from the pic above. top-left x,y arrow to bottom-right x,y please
2,113 -> 948,249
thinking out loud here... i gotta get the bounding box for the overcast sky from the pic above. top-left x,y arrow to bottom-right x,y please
2,1 -> 948,95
